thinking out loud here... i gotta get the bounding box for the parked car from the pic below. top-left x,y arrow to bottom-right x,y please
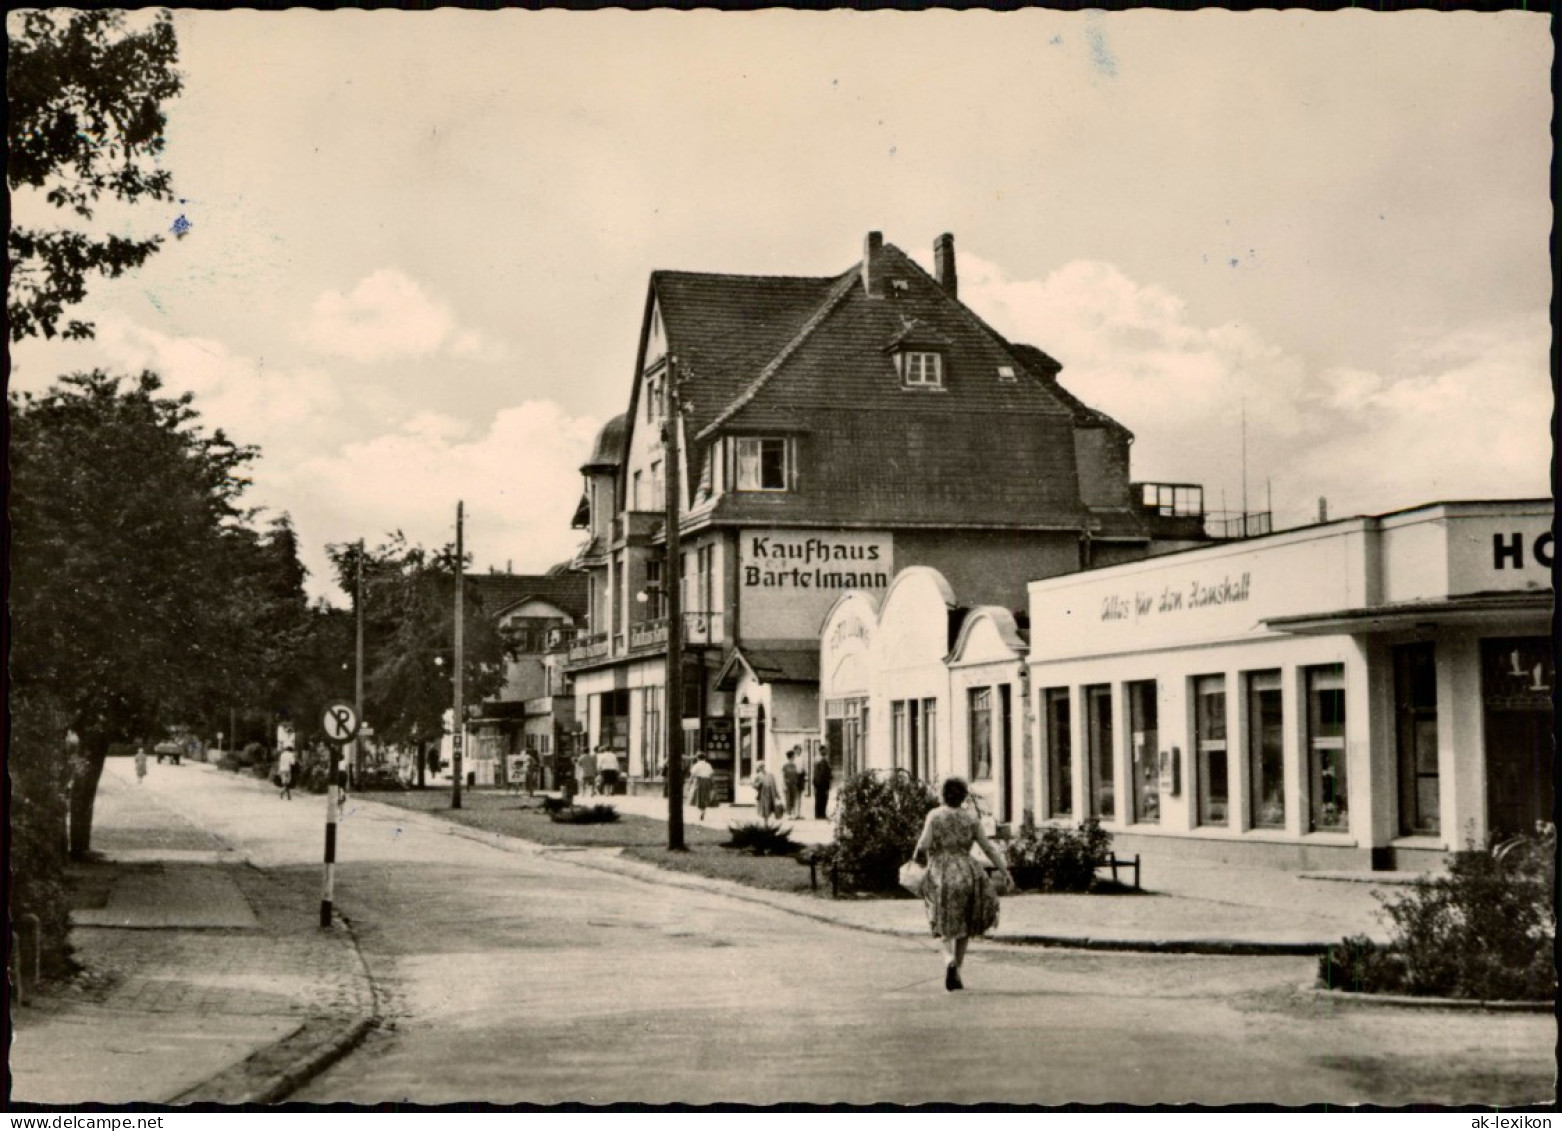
154,741 -> 183,765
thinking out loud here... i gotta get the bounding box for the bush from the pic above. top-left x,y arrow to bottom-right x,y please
725,819 -> 802,856
549,803 -> 620,825
1319,827 -> 1556,1001
1004,818 -> 1112,892
830,770 -> 939,893
9,692 -> 78,980
240,741 -> 268,767
1319,934 -> 1407,993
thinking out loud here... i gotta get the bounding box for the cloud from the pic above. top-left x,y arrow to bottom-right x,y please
282,400 -> 602,602
960,253 -> 1551,528
299,268 -> 506,364
93,316 -> 344,457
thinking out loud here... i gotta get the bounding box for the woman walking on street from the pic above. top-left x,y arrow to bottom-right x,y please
752,762 -> 781,821
913,777 -> 1012,991
135,745 -> 148,784
689,751 -> 715,820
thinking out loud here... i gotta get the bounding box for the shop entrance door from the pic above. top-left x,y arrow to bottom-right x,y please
1481,637 -> 1554,840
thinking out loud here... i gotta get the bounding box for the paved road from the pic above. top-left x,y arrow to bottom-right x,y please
154,763 -> 1554,1106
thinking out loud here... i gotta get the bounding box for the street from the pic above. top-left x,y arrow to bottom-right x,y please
122,761 -> 1554,1106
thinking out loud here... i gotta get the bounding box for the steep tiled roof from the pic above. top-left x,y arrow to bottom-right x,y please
469,572 -> 588,621
638,237 -> 1146,535
1010,343 -> 1130,436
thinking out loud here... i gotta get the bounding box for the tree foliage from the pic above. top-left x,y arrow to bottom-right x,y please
7,9 -> 183,340
327,536 -> 507,755
9,370 -> 265,855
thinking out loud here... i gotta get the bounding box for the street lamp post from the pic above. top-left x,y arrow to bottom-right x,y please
452,500 -> 465,811
664,358 -> 686,851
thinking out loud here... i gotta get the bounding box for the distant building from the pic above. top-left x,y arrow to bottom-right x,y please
567,231 -> 1226,801
467,568 -> 586,789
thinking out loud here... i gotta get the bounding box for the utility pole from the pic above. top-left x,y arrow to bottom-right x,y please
354,540 -> 365,785
664,359 -> 686,851
452,501 -> 465,810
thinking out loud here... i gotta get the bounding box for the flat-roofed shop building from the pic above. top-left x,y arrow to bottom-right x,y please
1025,499 -> 1553,869
566,231 -> 1166,800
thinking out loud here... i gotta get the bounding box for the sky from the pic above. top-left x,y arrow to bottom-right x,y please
10,9 -> 1553,605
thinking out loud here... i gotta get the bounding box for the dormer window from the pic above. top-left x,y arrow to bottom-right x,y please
901,351 -> 943,388
997,364 -> 1017,384
885,319 -> 953,391
734,437 -> 789,492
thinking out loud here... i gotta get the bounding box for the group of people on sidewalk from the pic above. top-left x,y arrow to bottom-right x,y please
686,746 -> 835,822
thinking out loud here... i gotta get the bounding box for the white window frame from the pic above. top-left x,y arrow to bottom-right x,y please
901,351 -> 943,388
734,437 -> 789,492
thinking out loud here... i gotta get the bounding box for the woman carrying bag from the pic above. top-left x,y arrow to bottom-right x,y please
910,777 -> 1012,991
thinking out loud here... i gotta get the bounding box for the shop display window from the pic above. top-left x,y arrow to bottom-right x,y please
1085,684 -> 1114,819
968,687 -> 993,780
1306,664 -> 1348,831
1246,670 -> 1284,829
1394,644 -> 1440,836
1194,675 -> 1228,827
1127,680 -> 1159,824
1044,688 -> 1072,818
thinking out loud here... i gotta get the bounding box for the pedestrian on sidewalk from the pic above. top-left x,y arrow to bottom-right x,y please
135,745 -> 148,784
752,762 -> 782,821
278,746 -> 297,800
598,747 -> 620,795
579,748 -> 597,796
812,747 -> 833,820
912,776 -> 1012,992
782,748 -> 803,818
689,751 -> 715,820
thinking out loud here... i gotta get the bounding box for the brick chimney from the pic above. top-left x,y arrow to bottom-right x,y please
934,232 -> 957,299
862,231 -> 884,298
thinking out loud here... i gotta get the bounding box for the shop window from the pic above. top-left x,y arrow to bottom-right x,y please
1194,675 -> 1228,827
1394,645 -> 1439,836
1044,688 -> 1073,818
641,686 -> 663,779
1306,664 -> 1348,832
1085,684 -> 1114,819
735,437 -> 789,492
891,700 -> 908,772
968,687 -> 993,780
1127,680 -> 1159,824
1246,670 -> 1285,829
920,698 -> 937,782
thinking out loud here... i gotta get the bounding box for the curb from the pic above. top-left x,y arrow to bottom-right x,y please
355,794 -> 1354,956
1301,984 -> 1554,1013
532,838 -> 1337,957
156,861 -> 385,1104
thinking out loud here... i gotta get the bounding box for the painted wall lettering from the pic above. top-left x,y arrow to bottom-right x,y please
1493,531 -> 1554,570
1099,572 -> 1252,624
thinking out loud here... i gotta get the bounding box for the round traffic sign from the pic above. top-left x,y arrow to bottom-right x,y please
322,700 -> 360,744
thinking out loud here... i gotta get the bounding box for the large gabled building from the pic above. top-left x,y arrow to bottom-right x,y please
567,231 -> 1180,807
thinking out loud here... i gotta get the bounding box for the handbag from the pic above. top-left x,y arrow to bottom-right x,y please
898,858 -> 927,897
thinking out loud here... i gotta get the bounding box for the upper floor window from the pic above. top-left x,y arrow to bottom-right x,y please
645,373 -> 663,423
735,437 -> 788,492
900,351 -> 943,389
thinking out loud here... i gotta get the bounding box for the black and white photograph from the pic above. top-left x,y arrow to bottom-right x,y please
8,5 -> 1554,1111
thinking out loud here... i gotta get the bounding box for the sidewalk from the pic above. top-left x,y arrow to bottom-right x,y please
564,790 -> 1404,952
9,761 -> 378,1106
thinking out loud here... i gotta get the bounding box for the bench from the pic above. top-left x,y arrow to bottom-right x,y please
1098,853 -> 1141,890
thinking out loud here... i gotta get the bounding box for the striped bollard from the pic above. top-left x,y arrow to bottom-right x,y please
321,743 -> 341,927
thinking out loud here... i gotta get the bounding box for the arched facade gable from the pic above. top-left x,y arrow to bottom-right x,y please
948,606 -> 1026,667
877,566 -> 957,671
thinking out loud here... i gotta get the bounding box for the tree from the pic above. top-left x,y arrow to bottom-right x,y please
10,370 -> 259,857
327,537 -> 507,784
7,9 -> 183,340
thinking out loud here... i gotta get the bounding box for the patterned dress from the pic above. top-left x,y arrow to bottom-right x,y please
920,807 -> 1001,939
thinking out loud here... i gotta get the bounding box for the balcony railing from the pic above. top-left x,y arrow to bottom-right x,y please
1204,510 -> 1272,540
612,511 -> 663,546
565,612 -> 727,667
566,631 -> 610,664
